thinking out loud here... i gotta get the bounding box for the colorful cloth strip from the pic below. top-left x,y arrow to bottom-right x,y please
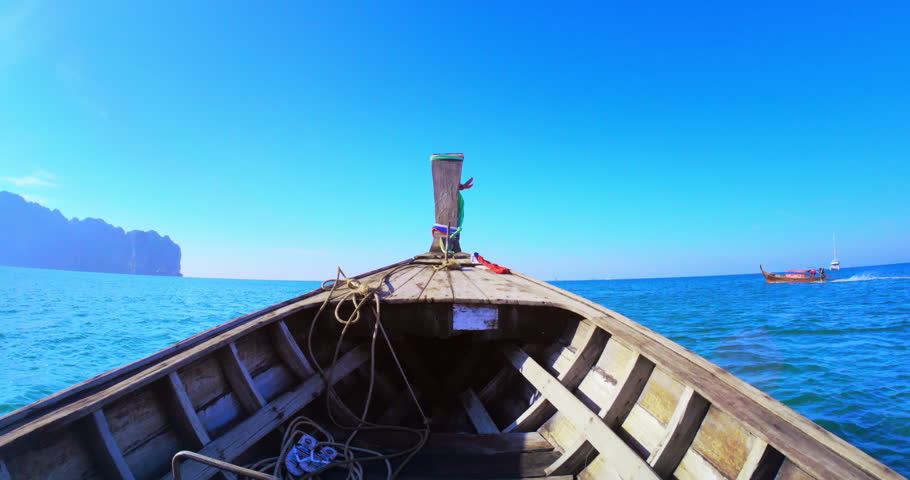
432,224 -> 461,238
473,252 -> 510,274
430,153 -> 465,162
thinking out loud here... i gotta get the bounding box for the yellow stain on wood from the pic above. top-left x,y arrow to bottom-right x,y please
691,406 -> 757,479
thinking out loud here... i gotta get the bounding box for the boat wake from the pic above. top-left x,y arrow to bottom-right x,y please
832,273 -> 910,282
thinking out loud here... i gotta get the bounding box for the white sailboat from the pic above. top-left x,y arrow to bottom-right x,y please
830,233 -> 841,270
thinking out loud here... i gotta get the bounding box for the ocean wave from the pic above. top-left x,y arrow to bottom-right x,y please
832,274 -> 910,282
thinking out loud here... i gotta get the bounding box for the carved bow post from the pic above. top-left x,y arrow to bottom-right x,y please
429,153 -> 466,254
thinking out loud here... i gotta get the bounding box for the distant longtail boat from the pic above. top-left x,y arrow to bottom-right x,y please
760,265 -> 829,283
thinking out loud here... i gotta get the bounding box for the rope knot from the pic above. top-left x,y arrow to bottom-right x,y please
433,259 -> 460,271
345,279 -> 372,296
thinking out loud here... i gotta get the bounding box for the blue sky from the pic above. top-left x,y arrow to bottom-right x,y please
2,1 -> 908,280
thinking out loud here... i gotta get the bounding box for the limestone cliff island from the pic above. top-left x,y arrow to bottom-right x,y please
0,191 -> 182,276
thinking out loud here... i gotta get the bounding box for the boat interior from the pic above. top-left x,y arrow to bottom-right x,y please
0,260 -> 900,480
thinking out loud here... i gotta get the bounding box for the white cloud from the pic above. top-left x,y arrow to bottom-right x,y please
2,170 -> 57,187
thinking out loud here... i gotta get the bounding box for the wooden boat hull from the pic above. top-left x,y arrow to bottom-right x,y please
761,265 -> 828,283
0,256 -> 901,480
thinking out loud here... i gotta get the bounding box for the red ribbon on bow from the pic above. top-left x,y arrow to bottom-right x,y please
474,253 -> 510,274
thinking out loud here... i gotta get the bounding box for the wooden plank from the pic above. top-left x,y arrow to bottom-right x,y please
479,366 -> 514,404
381,266 -> 435,302
84,410 -> 135,480
690,405 -> 760,479
511,272 -> 902,480
417,268 -> 454,302
459,389 -> 499,434
621,404 -> 666,457
578,454 -> 621,480
218,343 -> 266,414
636,368 -> 687,426
354,432 -> 554,456
430,153 -> 464,253
431,153 -> 463,227
502,345 -> 660,480
547,352 -> 655,476
164,372 -> 210,449
736,439 -> 784,480
776,459 -> 816,480
270,320 -> 313,378
505,322 -> 608,432
503,274 -> 582,307
448,268 -> 490,303
460,269 -> 558,306
648,387 -> 711,477
162,345 -> 368,480
374,264 -> 427,300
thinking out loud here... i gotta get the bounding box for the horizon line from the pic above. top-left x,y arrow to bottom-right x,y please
183,260 -> 910,283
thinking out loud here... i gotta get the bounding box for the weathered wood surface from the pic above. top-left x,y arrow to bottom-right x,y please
736,439 -> 784,480
647,387 -> 710,477
411,267 -> 546,306
776,460 -> 817,480
480,367 -> 515,404
84,410 -> 135,480
218,343 -> 266,414
162,346 -> 368,480
577,453 -> 620,480
164,372 -> 210,449
447,268 -> 490,303
354,432 -> 553,456
505,322 -> 608,433
513,271 -> 904,480
362,434 -> 558,478
460,389 -> 499,434
403,450 -> 562,478
270,320 -> 314,378
546,351 -> 656,476
419,269 -> 454,302
502,344 -> 661,480
380,267 -> 436,303
430,154 -> 464,253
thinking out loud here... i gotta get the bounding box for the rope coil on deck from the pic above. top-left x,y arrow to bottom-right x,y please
175,261 -> 456,480
253,264 -> 431,479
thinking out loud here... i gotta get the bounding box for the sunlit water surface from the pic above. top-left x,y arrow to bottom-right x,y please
1,264 -> 908,475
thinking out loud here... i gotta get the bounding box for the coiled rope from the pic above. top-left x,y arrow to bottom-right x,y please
242,264 -> 431,479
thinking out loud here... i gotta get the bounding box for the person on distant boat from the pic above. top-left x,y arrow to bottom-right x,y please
809,269 -> 817,277
819,267 -> 825,276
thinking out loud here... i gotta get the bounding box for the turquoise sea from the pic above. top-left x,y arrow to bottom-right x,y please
1,263 -> 909,476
